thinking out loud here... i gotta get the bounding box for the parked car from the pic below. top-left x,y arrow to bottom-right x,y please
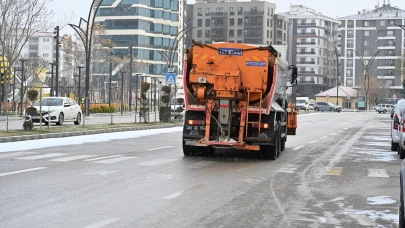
392,100 -> 405,153
308,103 -> 314,111
314,102 -> 342,112
376,104 -> 395,113
25,97 -> 82,126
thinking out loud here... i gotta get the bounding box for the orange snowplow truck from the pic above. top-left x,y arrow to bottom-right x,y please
182,40 -> 297,160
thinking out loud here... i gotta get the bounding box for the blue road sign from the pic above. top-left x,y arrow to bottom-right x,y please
165,73 -> 176,85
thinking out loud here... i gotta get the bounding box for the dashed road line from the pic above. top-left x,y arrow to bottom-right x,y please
16,153 -> 67,160
320,136 -> 328,140
50,155 -> 97,162
293,146 -> 305,151
277,165 -> 300,174
85,155 -> 122,162
162,184 -> 205,200
0,152 -> 37,159
82,218 -> 119,228
368,169 -> 390,178
330,133 -> 336,136
93,156 -> 136,164
147,146 -> 174,151
138,158 -> 178,167
309,140 -> 318,144
0,167 -> 47,177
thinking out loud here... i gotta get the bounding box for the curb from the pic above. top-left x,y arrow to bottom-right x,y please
0,123 -> 183,143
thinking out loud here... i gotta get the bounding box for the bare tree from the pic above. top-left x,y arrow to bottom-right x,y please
0,0 -> 53,113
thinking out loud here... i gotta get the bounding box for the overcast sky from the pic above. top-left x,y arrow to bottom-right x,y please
48,0 -> 405,35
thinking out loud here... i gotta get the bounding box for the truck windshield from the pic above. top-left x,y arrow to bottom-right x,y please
297,100 -> 305,104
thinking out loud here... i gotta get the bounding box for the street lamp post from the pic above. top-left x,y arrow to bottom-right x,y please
69,0 -> 104,116
128,46 -> 133,111
49,63 -> 56,96
334,46 -> 340,106
109,50 -> 113,106
19,59 -> 28,118
354,50 -> 381,111
120,71 -> 125,115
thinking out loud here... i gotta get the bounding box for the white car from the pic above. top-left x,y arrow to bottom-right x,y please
26,97 -> 82,126
392,100 -> 405,153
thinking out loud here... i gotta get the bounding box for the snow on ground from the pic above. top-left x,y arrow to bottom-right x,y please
0,127 -> 183,153
367,196 -> 396,205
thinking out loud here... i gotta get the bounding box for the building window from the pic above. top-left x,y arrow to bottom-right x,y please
270,19 -> 273,27
347,40 -> 353,48
43,53 -> 49,57
237,29 -> 242,38
364,21 -> 369,26
348,30 -> 354,38
238,7 -> 243,15
380,20 -> 385,26
205,8 -> 210,16
205,30 -> 210,38
43,38 -> 49,42
271,8 -> 273,16
364,40 -> 368,46
348,20 -> 354,28
267,19 -> 269,27
347,59 -> 353,67
197,30 -> 203,38
198,19 -> 202,27
198,8 -> 202,16
283,33 -> 286,41
230,7 -> 234,15
230,18 -> 234,26
284,22 -> 286,30
388,20 -> 395,25
205,19 -> 210,27
387,30 -> 394,36
346,78 -> 353,87
270,30 -> 272,38
364,50 -> 369,56
216,7 -> 223,12
267,30 -> 269,38
346,69 -> 353,77
347,50 -> 353,57
237,18 -> 242,26
229,30 -> 234,37
386,60 -> 394,66
364,31 -> 369,36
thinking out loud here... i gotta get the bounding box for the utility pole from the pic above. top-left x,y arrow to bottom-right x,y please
19,59 -> 27,117
13,67 -> 17,113
120,71 -> 125,115
109,50 -> 113,106
54,26 -> 60,97
128,46 -> 133,111
49,63 -> 55,96
334,46 -> 340,106
77,66 -> 84,105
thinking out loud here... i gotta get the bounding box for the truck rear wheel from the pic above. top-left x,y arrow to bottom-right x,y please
262,137 -> 279,160
182,140 -> 195,156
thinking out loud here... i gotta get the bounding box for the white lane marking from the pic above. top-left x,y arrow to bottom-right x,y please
309,140 -> 318,144
188,161 -> 214,169
293,146 -> 305,151
50,155 -> 97,162
82,218 -> 119,228
93,156 -> 136,164
368,169 -> 390,178
16,153 -> 67,160
147,146 -> 174,151
0,167 -> 47,177
162,184 -> 205,200
338,130 -> 342,132
321,136 -> 328,140
330,133 -> 336,136
85,155 -> 122,162
138,158 -> 178,167
0,152 -> 37,159
84,171 -> 118,176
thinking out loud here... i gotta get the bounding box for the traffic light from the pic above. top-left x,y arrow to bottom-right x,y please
53,26 -> 59,39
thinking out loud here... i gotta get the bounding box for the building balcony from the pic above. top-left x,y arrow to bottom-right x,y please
297,61 -> 316,64
244,11 -> 264,16
377,66 -> 395,69
299,71 -> 316,74
299,80 -> 316,84
211,12 -> 226,16
297,42 -> 316,45
245,23 -> 263,27
297,32 -> 317,36
377,46 -> 396,49
297,23 -> 316,27
378,36 -> 396,40
298,52 -> 316,55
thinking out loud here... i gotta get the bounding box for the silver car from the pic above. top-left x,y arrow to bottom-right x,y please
314,102 -> 342,112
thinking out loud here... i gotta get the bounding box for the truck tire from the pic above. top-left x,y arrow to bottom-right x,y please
392,140 -> 399,151
182,140 -> 195,156
281,138 -> 286,151
400,146 -> 405,159
262,137 -> 278,160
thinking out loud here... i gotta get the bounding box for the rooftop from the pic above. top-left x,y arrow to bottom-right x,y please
315,86 -> 358,98
338,1 -> 405,20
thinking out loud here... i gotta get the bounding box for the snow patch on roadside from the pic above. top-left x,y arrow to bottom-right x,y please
362,136 -> 391,141
351,149 -> 397,162
343,209 -> 398,225
0,127 -> 183,153
367,196 -> 396,205
358,141 -> 391,147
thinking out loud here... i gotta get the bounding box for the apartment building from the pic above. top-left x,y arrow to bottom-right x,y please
191,0 -> 288,46
94,0 -> 186,83
338,2 -> 405,97
280,5 -> 340,98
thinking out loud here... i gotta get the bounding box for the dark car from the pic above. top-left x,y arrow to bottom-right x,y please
314,102 -> 342,112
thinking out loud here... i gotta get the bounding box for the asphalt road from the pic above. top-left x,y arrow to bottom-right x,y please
0,112 -> 400,227
0,112 -> 163,130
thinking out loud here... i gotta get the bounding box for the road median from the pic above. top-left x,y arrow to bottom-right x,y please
0,122 -> 183,143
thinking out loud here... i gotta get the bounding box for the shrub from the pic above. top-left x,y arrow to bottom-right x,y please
159,106 -> 171,122
177,98 -> 184,104
162,86 -> 171,94
26,107 -> 38,116
161,95 -> 170,106
175,106 -> 184,113
27,90 -> 39,103
23,121 -> 33,131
